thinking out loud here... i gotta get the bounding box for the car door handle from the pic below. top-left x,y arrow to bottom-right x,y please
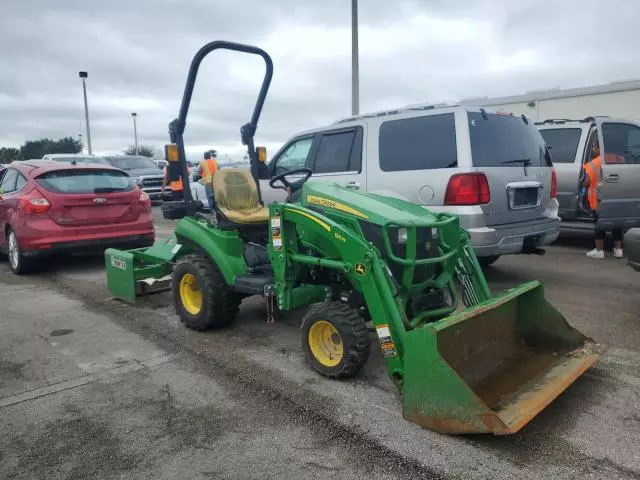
605,174 -> 620,182
345,181 -> 360,189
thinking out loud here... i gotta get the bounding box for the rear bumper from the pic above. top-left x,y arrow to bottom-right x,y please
22,234 -> 154,257
624,228 -> 640,272
466,217 -> 560,257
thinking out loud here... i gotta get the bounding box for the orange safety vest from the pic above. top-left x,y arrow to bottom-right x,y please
163,166 -> 187,192
584,156 -> 602,211
200,158 -> 218,184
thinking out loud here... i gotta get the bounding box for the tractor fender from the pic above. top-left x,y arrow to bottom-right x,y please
174,217 -> 248,285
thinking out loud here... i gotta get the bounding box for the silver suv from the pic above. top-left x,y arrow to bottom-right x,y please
260,105 -> 560,264
537,117 -> 640,232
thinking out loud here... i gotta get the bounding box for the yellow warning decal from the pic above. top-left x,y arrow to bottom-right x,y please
284,208 -> 331,232
306,195 -> 369,219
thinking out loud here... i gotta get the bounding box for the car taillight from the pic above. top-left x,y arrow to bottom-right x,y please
550,169 -> 558,198
21,198 -> 51,215
139,190 -> 151,205
444,173 -> 490,206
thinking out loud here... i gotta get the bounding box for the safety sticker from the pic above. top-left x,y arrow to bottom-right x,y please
355,263 -> 367,275
376,324 -> 397,357
171,244 -> 182,255
271,216 -> 283,250
381,342 -> 397,358
376,324 -> 392,344
110,256 -> 127,271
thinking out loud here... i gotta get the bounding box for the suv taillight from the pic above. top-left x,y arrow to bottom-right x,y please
21,197 -> 51,215
444,173 -> 490,205
550,169 -> 558,198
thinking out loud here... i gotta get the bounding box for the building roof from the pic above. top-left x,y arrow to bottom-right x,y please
459,79 -> 640,107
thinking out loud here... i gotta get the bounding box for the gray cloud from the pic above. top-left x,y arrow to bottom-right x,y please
2,0 -> 640,159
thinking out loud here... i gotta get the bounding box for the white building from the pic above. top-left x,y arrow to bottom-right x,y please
458,80 -> 640,123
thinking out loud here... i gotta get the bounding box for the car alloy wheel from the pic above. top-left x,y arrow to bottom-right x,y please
8,231 -> 19,271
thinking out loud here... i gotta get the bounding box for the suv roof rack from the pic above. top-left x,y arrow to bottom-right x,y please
534,116 -> 611,126
334,102 -> 457,124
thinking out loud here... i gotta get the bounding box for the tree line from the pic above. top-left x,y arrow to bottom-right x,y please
0,138 -> 157,164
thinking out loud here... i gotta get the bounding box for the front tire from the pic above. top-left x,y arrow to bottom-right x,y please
7,229 -> 32,275
171,254 -> 240,330
301,302 -> 370,378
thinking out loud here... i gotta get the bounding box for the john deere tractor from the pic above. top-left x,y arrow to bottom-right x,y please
105,41 -> 599,435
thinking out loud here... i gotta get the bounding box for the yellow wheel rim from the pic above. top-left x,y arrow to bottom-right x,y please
308,320 -> 343,367
179,273 -> 202,315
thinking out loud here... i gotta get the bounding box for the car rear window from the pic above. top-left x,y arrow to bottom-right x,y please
468,112 -> 552,168
36,170 -> 133,194
379,113 -> 458,171
539,128 -> 582,163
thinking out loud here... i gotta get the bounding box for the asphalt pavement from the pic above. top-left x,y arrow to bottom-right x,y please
1,208 -> 639,479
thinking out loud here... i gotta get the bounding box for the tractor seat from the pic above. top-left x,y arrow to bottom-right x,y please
212,169 -> 269,224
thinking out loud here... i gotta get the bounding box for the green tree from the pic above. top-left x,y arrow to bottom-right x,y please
124,145 -> 154,157
0,147 -> 20,164
20,137 -> 82,159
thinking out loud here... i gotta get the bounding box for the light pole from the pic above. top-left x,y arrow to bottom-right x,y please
78,71 -> 92,155
131,112 -> 139,155
351,0 -> 359,116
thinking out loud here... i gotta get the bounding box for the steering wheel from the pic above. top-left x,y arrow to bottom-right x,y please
269,168 -> 313,194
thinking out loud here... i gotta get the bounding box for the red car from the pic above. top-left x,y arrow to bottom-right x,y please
0,160 -> 154,274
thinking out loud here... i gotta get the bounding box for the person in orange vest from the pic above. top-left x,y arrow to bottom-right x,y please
198,150 -> 218,211
583,138 -> 623,259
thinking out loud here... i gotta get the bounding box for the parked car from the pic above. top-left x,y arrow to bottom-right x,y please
102,155 -> 168,201
41,153 -> 111,165
258,105 -> 560,265
537,117 -> 640,232
624,228 -> 640,272
0,160 -> 154,274
153,159 -> 167,170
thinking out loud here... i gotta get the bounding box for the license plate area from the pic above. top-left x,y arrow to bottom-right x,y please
507,184 -> 542,210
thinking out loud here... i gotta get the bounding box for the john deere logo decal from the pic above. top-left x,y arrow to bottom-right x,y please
355,263 -> 366,275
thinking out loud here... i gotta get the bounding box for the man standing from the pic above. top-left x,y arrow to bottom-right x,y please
198,150 -> 218,211
583,138 -> 623,259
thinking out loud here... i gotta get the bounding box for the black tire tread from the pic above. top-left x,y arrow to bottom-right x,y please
302,301 -> 370,379
172,254 -> 240,331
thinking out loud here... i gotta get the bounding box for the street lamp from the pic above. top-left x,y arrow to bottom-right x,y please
351,0 -> 359,116
131,112 -> 139,155
78,71 -> 92,155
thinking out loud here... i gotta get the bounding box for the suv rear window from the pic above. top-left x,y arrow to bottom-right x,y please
36,170 -> 133,194
539,128 -> 582,163
468,112 -> 552,167
379,113 -> 457,171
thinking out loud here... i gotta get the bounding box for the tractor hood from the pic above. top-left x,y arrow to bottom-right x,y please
301,181 -> 440,226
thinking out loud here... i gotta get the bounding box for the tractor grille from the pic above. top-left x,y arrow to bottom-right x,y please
359,222 -> 440,283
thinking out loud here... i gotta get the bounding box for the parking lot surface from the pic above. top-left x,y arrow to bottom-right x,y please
1,208 -> 639,479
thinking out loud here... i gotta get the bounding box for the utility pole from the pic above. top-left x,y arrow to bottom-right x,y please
78,71 -> 92,155
131,112 -> 139,155
351,0 -> 359,116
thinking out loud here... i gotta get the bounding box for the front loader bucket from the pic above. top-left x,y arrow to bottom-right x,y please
402,281 -> 599,435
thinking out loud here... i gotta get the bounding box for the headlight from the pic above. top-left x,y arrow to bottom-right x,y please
397,227 -> 408,244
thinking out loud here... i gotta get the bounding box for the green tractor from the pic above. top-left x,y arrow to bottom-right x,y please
105,41 -> 599,435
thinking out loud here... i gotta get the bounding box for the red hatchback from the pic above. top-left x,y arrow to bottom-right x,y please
0,160 -> 154,274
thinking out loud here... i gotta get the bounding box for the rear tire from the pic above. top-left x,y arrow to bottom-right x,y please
301,302 -> 370,379
7,229 -> 33,275
478,255 -> 500,268
172,254 -> 241,330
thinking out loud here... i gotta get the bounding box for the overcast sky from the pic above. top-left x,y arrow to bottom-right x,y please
1,0 -> 639,160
